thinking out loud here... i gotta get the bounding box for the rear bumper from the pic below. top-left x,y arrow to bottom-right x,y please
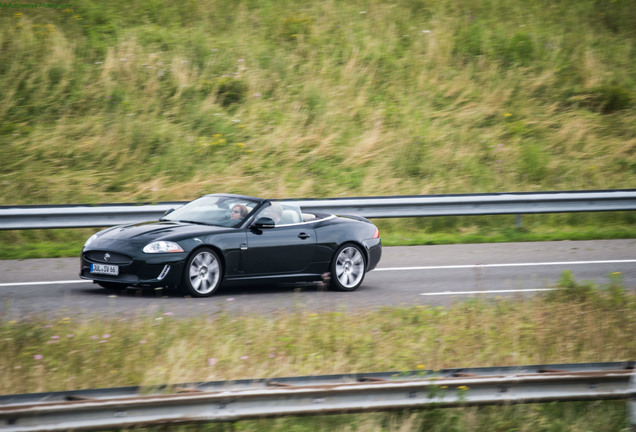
363,238 -> 382,271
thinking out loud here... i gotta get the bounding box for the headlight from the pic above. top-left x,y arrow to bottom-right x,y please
143,241 -> 184,254
84,234 -> 98,248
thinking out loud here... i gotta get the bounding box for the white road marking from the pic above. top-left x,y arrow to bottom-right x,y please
421,288 -> 556,296
0,280 -> 91,287
375,259 -> 636,272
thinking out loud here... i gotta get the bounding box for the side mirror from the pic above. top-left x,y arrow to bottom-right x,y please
254,217 -> 276,229
164,208 -> 175,216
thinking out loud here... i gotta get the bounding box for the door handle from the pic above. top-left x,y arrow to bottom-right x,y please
298,233 -> 310,240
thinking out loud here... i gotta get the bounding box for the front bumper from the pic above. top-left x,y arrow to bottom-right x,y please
80,249 -> 187,287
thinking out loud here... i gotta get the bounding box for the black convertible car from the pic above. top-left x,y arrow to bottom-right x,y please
80,194 -> 382,297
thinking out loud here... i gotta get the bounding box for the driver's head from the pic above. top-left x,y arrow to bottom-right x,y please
231,204 -> 248,220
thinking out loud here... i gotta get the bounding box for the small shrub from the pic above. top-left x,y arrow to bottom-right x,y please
604,271 -> 628,308
517,142 -> 549,184
568,85 -> 633,114
589,85 -> 633,114
546,270 -> 597,302
279,16 -> 313,42
500,32 -> 535,66
303,85 -> 326,125
395,138 -> 428,178
216,77 -> 248,108
453,22 -> 484,59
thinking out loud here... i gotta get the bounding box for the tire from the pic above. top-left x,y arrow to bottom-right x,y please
97,281 -> 127,290
330,243 -> 366,291
182,248 -> 222,297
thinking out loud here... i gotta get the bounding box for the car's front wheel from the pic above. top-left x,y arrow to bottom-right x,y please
330,243 -> 366,291
182,248 -> 222,297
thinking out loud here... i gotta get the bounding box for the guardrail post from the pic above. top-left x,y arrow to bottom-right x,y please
515,214 -> 523,228
630,368 -> 636,432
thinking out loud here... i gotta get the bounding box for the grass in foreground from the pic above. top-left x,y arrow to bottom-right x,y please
1,273 -> 634,430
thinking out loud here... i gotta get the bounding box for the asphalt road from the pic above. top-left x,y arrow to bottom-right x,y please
1,240 -> 634,319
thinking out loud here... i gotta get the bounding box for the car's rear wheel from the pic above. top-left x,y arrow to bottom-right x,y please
330,243 -> 366,291
182,248 -> 222,297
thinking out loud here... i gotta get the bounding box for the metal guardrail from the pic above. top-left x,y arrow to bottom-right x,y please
1,190 -> 636,230
2,361 -> 630,406
1,362 -> 634,431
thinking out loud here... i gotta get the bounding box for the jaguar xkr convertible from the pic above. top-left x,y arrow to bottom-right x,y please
80,194 -> 382,297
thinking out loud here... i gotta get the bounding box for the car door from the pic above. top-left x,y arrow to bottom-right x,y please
244,223 -> 316,276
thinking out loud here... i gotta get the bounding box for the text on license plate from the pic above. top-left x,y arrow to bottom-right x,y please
90,263 -> 119,276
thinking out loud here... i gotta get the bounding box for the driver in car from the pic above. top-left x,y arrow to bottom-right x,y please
231,204 -> 248,220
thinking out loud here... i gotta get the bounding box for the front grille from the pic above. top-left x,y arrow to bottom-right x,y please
84,250 -> 133,265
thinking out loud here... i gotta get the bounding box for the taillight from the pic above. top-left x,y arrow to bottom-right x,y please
372,227 -> 380,239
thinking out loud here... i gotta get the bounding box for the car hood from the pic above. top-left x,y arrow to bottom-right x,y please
93,221 -> 232,244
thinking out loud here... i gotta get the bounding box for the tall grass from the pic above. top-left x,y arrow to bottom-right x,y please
1,0 -> 634,206
1,272 -> 634,430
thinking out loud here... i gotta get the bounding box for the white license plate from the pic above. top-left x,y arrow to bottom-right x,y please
90,263 -> 119,276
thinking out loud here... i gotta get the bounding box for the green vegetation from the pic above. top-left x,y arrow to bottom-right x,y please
1,272 -> 634,430
1,0 -> 634,206
2,0 -> 634,253
1,2 -> 635,427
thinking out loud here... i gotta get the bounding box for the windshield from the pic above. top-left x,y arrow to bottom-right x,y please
162,196 -> 259,227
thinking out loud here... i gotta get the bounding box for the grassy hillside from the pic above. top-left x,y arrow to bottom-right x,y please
1,0 -> 635,207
